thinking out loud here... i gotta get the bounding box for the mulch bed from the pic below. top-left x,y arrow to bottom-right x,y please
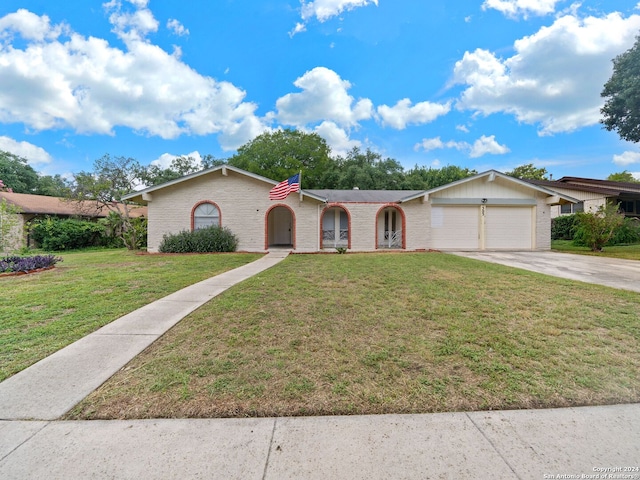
0,266 -> 56,278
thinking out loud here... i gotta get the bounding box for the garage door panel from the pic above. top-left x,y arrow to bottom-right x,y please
485,207 -> 532,250
430,206 -> 479,249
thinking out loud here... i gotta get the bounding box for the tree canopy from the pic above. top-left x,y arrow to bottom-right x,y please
403,164 -> 477,190
607,170 -> 640,183
140,155 -> 226,187
70,155 -> 146,249
505,163 -> 549,180
0,151 -> 71,196
0,151 -> 40,193
601,34 -> 640,143
228,129 -> 333,189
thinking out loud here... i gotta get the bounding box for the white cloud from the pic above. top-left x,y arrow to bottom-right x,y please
469,135 -> 510,158
0,6 -> 266,149
414,137 -> 467,153
453,12 -> 640,136
167,19 -> 189,36
0,9 -> 67,42
415,137 -> 444,152
275,67 -> 373,128
482,0 -> 560,19
613,151 -> 640,167
0,136 -> 52,165
105,0 -> 159,43
292,0 -> 378,36
313,121 -> 361,157
289,22 -> 306,37
377,99 -> 451,130
456,124 -> 470,133
300,0 -> 378,22
414,135 -> 509,158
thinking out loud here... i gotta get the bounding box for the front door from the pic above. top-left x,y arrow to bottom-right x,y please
268,206 -> 293,246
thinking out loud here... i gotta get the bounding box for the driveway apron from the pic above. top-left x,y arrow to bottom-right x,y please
452,251 -> 640,293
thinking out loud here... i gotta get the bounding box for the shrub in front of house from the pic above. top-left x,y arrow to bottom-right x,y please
0,254 -> 62,273
30,217 -> 106,251
551,214 -> 579,240
159,225 -> 238,253
608,217 -> 640,245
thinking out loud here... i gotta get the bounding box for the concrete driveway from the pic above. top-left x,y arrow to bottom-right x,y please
452,251 -> 640,293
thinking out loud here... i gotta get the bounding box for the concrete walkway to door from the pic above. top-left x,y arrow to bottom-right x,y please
452,251 -> 640,293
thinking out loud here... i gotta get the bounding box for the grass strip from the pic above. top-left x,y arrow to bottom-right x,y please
552,240 -> 640,260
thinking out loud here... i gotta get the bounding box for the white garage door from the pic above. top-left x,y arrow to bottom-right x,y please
430,206 -> 479,250
485,206 -> 533,250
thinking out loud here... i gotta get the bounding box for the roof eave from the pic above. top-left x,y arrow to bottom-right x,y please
426,170 -> 579,203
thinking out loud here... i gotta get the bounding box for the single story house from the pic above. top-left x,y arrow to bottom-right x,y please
124,166 -> 576,253
0,192 -> 147,252
528,177 -> 640,218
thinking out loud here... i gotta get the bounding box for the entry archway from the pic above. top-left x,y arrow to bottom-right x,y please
376,205 -> 406,249
265,205 -> 295,249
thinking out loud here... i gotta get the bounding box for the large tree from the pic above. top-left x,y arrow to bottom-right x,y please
601,35 -> 640,143
0,151 -> 40,193
402,165 -> 477,190
326,148 -> 405,190
0,151 -> 73,196
607,170 -> 640,183
228,129 -> 333,188
33,174 -> 72,197
70,155 -> 145,250
505,163 -> 549,181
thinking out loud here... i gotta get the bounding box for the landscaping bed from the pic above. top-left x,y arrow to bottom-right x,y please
0,254 -> 62,275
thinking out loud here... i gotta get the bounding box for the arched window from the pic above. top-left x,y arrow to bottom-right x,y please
192,202 -> 220,229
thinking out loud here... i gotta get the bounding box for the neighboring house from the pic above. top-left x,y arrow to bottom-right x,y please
528,177 -> 640,218
0,192 -> 147,251
124,166 -> 576,253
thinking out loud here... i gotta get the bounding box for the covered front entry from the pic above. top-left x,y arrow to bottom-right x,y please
376,206 -> 405,249
322,206 -> 349,249
430,205 -> 533,250
266,205 -> 295,248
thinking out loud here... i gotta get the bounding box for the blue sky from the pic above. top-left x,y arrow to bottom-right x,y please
1,0 -> 640,181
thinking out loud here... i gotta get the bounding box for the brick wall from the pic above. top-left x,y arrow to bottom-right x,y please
144,169 -> 552,252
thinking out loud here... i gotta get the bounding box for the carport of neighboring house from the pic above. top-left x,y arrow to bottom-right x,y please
424,171 -> 576,251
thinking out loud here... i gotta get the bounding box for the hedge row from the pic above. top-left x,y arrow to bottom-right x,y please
28,216 -> 148,251
552,214 -> 640,245
159,225 -> 238,253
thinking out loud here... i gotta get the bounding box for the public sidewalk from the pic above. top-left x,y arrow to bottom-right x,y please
1,404 -> 639,479
0,250 -> 639,479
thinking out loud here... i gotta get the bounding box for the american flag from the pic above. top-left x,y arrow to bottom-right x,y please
269,173 -> 300,200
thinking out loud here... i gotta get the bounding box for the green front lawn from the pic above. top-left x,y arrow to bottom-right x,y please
66,252 -> 640,419
552,240 -> 640,260
0,249 -> 262,381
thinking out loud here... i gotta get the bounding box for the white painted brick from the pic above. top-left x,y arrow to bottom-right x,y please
145,170 -> 552,252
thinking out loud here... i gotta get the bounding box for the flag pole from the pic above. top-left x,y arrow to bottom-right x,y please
299,169 -> 303,202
